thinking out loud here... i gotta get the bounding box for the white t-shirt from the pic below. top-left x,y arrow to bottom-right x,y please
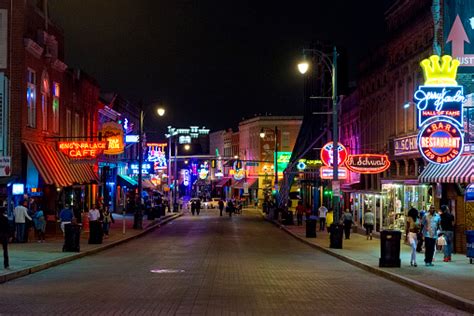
318,206 -> 328,218
88,208 -> 101,221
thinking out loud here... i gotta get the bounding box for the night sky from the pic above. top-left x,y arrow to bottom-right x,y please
49,1 -> 392,134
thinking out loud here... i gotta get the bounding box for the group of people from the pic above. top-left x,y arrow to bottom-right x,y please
405,204 -> 454,267
295,202 -> 331,231
10,200 -> 47,244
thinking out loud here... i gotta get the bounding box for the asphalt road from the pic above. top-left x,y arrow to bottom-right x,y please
0,209 -> 466,315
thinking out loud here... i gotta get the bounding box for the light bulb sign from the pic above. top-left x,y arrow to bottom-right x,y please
320,142 -> 348,167
416,55 -> 465,165
345,154 -> 391,174
418,120 -> 463,164
58,141 -> 107,159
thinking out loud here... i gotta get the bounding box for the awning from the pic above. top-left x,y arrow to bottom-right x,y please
215,177 -> 231,187
232,178 -> 258,190
117,174 -> 138,187
419,155 -> 474,184
24,142 -> 99,187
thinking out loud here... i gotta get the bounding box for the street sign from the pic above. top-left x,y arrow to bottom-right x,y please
332,181 -> 340,197
445,2 -> 474,70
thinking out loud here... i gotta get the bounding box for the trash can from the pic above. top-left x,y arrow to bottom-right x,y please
306,216 -> 317,238
329,223 -> 343,249
148,208 -> 155,220
63,223 -> 81,252
284,211 -> 294,225
88,220 -> 103,244
379,230 -> 401,267
465,230 -> 474,264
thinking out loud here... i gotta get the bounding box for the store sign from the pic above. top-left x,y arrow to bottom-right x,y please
394,134 -> 418,156
414,85 -> 464,127
418,120 -> 463,164
320,166 -> 348,179
125,135 -> 139,143
0,156 -> 10,176
181,169 -> 191,187
297,159 -> 322,171
58,141 -> 107,159
101,122 -> 124,155
277,152 -> 291,171
130,163 -> 152,174
320,142 -> 347,167
345,154 -> 391,174
147,143 -> 167,169
466,184 -> 474,202
198,161 -> 209,180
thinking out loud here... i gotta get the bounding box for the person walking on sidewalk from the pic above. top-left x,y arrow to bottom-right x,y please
14,200 -> 32,243
440,205 -> 454,262
326,209 -> 334,232
59,204 -> 74,235
318,205 -> 328,231
33,207 -> 46,243
296,201 -> 305,226
342,209 -> 354,240
406,208 -> 420,267
218,199 -> 224,217
0,207 -> 9,269
422,205 -> 441,266
363,209 -> 375,240
102,206 -> 114,238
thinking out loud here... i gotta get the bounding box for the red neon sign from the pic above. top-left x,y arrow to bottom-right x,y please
320,142 -> 348,167
345,154 -> 391,174
417,120 -> 463,164
58,141 -> 107,159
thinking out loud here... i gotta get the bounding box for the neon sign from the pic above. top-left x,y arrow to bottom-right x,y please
418,120 -> 463,164
101,122 -> 124,155
147,143 -> 167,169
320,166 -> 348,179
416,55 -> 465,165
130,163 -> 152,174
345,154 -> 391,174
198,161 -> 209,180
320,142 -> 348,167
58,141 -> 107,159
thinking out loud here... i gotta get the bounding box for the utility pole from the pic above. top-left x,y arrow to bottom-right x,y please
274,126 -> 278,190
136,101 -> 144,229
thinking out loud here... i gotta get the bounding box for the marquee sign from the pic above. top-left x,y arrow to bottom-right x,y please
58,141 -> 107,159
416,55 -> 465,165
345,154 -> 391,174
320,142 -> 348,167
320,166 -> 348,180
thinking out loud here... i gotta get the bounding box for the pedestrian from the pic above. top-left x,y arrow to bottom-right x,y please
422,205 -> 441,266
59,204 -> 74,235
342,209 -> 354,240
88,204 -> 102,244
218,199 -> 224,216
439,205 -> 454,262
13,200 -> 32,243
406,208 -> 420,267
227,200 -> 234,217
191,200 -> 196,216
318,205 -> 328,231
296,201 -> 305,226
363,209 -> 375,240
416,209 -> 426,253
0,207 -> 9,269
326,209 -> 334,232
33,207 -> 46,243
102,206 -> 114,238
196,199 -> 201,216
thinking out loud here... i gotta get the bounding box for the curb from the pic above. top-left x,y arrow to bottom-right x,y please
0,213 -> 182,284
266,217 -> 474,314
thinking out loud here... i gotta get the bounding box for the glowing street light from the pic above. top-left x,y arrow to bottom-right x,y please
184,144 -> 191,151
297,62 -> 309,74
259,128 -> 266,139
157,108 -> 165,116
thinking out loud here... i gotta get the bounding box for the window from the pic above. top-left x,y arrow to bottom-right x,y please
66,110 -> 71,137
282,132 -> 290,150
52,82 -> 60,133
74,113 -> 80,137
41,94 -> 47,130
26,69 -> 36,128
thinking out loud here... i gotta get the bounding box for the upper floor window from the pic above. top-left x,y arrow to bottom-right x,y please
40,70 -> 50,131
52,82 -> 60,133
26,69 -> 36,128
74,113 -> 80,137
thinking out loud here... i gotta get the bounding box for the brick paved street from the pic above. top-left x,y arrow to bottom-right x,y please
0,209 -> 467,315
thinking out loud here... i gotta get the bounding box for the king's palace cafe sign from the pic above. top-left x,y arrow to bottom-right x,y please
415,55 -> 465,165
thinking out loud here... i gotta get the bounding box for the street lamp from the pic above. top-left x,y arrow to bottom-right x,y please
136,102 -> 166,229
298,46 -> 342,249
259,127 -> 279,190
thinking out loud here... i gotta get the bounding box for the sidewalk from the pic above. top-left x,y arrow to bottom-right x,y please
268,217 -> 474,313
0,212 -> 182,284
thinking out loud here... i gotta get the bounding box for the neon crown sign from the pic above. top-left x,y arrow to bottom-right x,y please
420,55 -> 460,86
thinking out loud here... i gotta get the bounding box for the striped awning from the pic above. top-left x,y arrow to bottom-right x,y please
24,142 -> 99,187
419,155 -> 474,184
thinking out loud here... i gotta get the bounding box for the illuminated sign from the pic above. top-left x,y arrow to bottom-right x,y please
181,169 -> 191,186
233,169 -> 245,180
394,134 -> 418,156
125,135 -> 139,143
345,154 -> 391,174
12,183 -> 24,195
58,141 -> 107,158
466,184 -> 474,202
320,166 -> 348,179
147,143 -> 167,169
320,142 -> 348,167
130,163 -> 152,174
277,152 -> 292,171
414,85 -> 464,127
101,122 -> 124,155
297,161 -> 306,171
0,156 -> 11,176
418,120 -> 463,164
198,161 -> 209,180
297,159 -> 322,170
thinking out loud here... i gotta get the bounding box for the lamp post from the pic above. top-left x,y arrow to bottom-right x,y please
298,46 -> 342,248
136,103 -> 165,228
